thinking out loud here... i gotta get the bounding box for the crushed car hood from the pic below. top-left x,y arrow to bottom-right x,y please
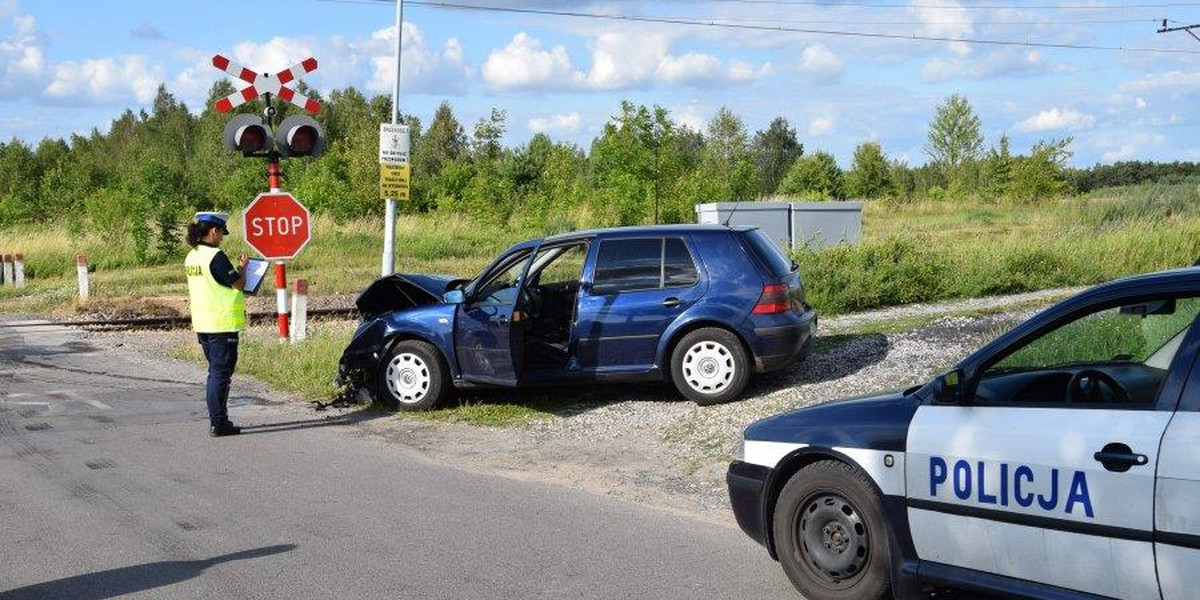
355,273 -> 467,319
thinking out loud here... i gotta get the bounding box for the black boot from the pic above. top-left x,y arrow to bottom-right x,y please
209,421 -> 242,437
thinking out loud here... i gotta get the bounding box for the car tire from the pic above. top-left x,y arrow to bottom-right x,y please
373,339 -> 450,411
773,460 -> 891,600
669,327 -> 750,406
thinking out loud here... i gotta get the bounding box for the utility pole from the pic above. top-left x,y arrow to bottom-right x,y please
382,0 -> 405,277
1157,19 -> 1200,43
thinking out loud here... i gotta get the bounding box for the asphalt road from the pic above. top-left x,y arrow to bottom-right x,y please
0,319 -> 796,600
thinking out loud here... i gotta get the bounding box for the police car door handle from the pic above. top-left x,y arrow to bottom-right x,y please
662,297 -> 682,308
1093,444 -> 1148,472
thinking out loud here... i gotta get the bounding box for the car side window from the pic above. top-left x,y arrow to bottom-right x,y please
533,243 -> 588,287
472,249 -> 532,306
592,238 -> 698,294
977,296 -> 1200,407
664,238 -> 698,287
593,239 -> 663,294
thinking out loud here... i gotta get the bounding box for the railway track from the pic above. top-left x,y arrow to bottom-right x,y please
1,308 -> 360,332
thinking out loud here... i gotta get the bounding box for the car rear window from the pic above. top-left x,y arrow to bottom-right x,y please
594,238 -> 698,293
741,229 -> 794,277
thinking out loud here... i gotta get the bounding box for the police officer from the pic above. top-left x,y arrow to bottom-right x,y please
185,212 -> 249,437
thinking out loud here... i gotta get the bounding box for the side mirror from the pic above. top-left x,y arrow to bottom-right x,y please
931,369 -> 967,405
443,290 -> 465,305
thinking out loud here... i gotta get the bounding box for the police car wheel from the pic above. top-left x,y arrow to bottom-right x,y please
670,328 -> 750,406
374,340 -> 449,411
774,460 -> 891,600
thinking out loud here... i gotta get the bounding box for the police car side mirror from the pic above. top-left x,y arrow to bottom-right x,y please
443,290 -> 465,305
931,369 -> 967,405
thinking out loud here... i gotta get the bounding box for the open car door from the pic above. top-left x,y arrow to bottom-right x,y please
454,245 -> 537,386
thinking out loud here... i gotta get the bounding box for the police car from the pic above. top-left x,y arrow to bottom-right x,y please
727,267 -> 1200,600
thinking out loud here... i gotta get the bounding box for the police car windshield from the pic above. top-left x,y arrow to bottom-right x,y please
988,297 -> 1200,376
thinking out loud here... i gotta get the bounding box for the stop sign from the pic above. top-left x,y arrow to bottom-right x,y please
242,192 -> 311,260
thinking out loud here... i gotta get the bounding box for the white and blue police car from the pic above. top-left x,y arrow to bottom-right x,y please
727,267 -> 1200,600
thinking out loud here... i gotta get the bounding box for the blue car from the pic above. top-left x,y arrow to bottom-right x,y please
336,225 -> 818,410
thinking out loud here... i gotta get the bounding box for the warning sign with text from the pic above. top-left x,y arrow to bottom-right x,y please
380,164 -> 411,200
379,124 -> 410,165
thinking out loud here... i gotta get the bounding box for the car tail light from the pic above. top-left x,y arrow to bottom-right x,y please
753,283 -> 791,314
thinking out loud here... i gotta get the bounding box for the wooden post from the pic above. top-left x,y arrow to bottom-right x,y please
13,253 -> 24,288
290,279 -> 308,342
76,253 -> 89,299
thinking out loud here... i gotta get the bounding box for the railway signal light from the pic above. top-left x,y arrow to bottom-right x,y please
222,114 -> 271,156
275,115 -> 326,158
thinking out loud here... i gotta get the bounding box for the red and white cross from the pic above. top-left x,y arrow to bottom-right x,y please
211,55 -> 321,114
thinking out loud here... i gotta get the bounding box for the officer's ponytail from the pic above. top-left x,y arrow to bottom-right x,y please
186,222 -> 215,248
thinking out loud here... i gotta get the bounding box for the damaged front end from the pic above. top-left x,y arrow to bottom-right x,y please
333,273 -> 466,403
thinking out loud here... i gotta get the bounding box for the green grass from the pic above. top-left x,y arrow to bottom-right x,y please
404,399 -> 557,428
3,181 -> 1197,320
797,183 -> 1200,314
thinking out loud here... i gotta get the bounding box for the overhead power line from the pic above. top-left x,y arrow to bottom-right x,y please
321,0 -> 1200,55
659,0 -> 1200,8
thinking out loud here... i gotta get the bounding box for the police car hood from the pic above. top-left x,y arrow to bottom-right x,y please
744,391 -> 919,450
355,273 -> 467,320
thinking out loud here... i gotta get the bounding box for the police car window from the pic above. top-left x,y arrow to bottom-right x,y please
977,296 -> 1200,406
990,297 -> 1200,374
593,239 -> 663,294
473,249 -> 532,306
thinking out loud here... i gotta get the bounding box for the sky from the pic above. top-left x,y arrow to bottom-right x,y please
1,0 -> 1198,166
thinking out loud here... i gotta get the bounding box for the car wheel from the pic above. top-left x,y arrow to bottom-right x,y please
374,339 -> 449,411
773,460 -> 891,600
670,327 -> 749,406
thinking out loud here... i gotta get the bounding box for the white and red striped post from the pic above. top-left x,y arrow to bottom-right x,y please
13,253 -> 24,288
267,159 -> 290,344
1,254 -> 12,287
290,279 -> 308,342
76,253 -> 89,299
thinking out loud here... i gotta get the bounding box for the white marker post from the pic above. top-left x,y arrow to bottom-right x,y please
290,279 -> 308,342
76,253 -> 89,300
1,254 -> 11,287
13,253 -> 24,288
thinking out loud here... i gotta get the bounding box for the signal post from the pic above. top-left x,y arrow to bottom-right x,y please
212,54 -> 325,343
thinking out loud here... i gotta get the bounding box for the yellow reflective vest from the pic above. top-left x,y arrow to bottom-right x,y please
185,245 -> 246,333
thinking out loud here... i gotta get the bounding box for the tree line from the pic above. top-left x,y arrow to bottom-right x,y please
1,82 -> 1196,264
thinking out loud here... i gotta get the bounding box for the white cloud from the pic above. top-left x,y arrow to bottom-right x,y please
1119,70 -> 1200,94
797,44 -> 842,84
130,22 -> 164,41
362,23 -> 471,95
1014,108 -> 1095,132
0,0 -> 19,19
482,31 -> 768,92
483,32 -> 573,90
44,55 -> 163,105
1134,97 -> 1147,109
528,112 -> 581,135
921,49 -> 1065,84
670,103 -> 706,131
809,115 -> 835,136
0,13 -> 44,99
909,0 -> 974,57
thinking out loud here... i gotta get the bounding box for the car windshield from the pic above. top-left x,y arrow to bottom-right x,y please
987,296 -> 1200,375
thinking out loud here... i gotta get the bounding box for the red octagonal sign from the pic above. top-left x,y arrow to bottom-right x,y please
243,192 -> 311,260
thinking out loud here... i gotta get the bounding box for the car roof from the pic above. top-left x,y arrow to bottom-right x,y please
1087,266 -> 1200,296
542,224 -> 753,244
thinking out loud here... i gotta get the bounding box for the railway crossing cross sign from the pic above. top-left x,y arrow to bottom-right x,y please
243,192 -> 312,260
211,54 -> 322,114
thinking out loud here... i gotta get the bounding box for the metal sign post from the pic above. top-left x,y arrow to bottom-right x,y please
381,0 -> 405,277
